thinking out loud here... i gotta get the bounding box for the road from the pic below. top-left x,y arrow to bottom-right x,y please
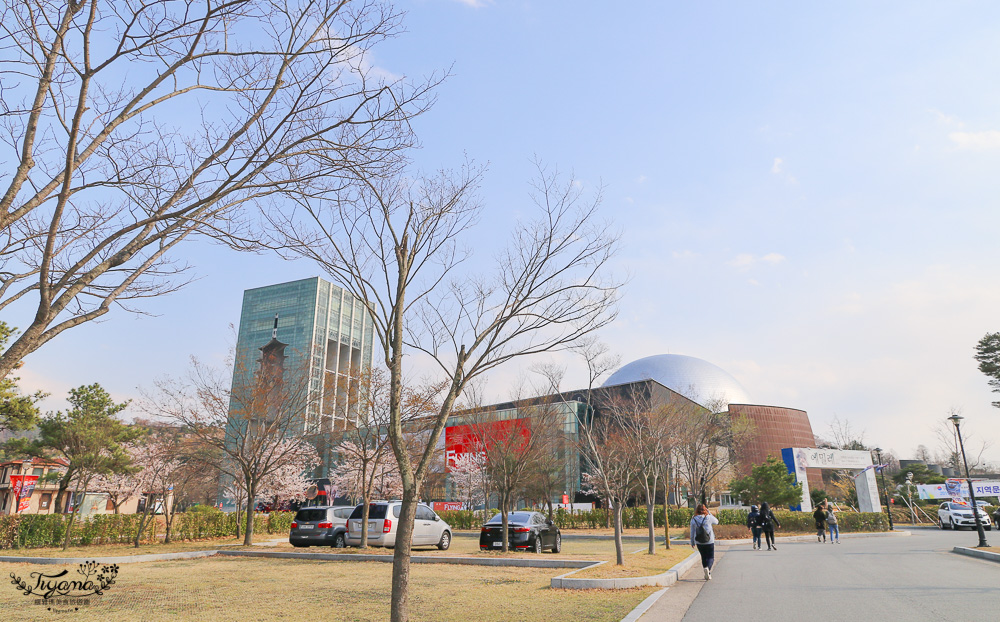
646,527 -> 1000,621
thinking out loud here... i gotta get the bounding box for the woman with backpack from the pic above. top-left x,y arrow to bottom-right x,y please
759,502 -> 780,550
689,504 -> 719,580
746,504 -> 762,550
813,503 -> 827,542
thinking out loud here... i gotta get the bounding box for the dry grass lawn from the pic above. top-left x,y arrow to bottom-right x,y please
0,557 -> 656,621
571,546 -> 693,579
0,538 -> 276,558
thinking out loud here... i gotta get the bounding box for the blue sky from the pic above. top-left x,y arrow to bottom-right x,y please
10,0 -> 1000,464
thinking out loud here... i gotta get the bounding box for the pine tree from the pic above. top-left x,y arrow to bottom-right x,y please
729,456 -> 803,508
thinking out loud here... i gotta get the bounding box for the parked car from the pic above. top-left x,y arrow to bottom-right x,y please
938,501 -> 993,531
479,511 -> 561,553
345,501 -> 452,550
289,505 -> 353,548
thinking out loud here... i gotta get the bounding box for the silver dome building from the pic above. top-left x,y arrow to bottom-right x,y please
602,353 -> 751,407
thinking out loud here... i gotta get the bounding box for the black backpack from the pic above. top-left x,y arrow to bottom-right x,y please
759,511 -> 771,529
695,516 -> 711,544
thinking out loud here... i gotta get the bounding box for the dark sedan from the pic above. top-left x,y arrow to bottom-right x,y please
479,511 -> 561,553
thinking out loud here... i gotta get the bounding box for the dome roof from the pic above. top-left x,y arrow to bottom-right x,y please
602,354 -> 751,407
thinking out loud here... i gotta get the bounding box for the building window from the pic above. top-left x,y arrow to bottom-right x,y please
32,467 -> 43,477
40,493 -> 51,509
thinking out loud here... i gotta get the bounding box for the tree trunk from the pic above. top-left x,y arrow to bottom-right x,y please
61,481 -> 84,551
389,487 -> 419,622
163,496 -> 175,544
242,484 -> 256,545
612,502 -> 624,566
360,493 -> 370,549
500,501 -> 510,553
662,468 -> 671,550
134,495 -> 154,548
645,497 -> 655,555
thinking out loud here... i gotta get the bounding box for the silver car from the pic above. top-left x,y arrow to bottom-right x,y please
290,505 -> 353,548
345,501 -> 452,550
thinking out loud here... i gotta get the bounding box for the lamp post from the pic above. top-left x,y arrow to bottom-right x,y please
906,472 -> 916,525
873,448 -> 894,531
947,414 -> 989,548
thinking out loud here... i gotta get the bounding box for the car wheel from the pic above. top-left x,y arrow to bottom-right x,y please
985,525 -> 992,531
437,531 -> 451,551
548,533 -> 562,554
533,535 -> 542,554
938,518 -> 945,530
333,533 -> 346,548
947,518 -> 954,530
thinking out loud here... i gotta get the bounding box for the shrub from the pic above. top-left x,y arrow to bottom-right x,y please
0,513 -> 157,549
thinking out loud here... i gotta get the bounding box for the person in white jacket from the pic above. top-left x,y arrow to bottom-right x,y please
690,504 -> 720,580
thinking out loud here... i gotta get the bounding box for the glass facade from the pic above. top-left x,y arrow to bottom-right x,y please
230,276 -> 376,476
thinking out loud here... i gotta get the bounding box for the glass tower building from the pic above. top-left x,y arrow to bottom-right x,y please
230,276 -> 376,475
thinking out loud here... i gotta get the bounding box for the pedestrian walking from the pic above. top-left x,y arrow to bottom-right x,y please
826,503 -> 840,543
746,504 -> 762,550
690,503 -> 720,580
759,502 -> 780,550
813,503 -> 827,542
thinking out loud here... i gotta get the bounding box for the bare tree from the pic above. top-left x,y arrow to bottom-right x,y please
267,162 -> 619,622
828,416 -> 868,451
143,351 -> 320,545
0,0 -> 438,377
578,409 -> 636,566
673,397 -> 753,505
465,401 -> 560,552
934,408 -> 992,473
602,385 -> 680,554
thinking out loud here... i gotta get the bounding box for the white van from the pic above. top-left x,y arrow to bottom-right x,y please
345,501 -> 452,550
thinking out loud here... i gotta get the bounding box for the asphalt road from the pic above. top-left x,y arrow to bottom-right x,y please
674,528 -> 999,621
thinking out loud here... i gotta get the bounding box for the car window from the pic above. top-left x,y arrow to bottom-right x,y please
948,503 -> 969,510
334,508 -> 350,518
393,504 -> 401,518
486,512 -> 533,524
295,508 -> 327,522
350,504 -> 388,520
416,506 -> 433,520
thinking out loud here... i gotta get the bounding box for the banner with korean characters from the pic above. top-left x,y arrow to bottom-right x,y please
917,480 -> 1000,500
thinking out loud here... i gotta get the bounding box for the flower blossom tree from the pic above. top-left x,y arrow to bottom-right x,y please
449,452 -> 489,513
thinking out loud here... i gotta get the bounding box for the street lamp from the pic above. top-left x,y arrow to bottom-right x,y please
873,448 -> 894,531
947,414 -> 989,548
906,472 -> 916,525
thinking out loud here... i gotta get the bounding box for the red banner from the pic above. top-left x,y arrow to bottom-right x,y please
10,475 -> 39,513
444,418 -> 531,469
433,502 -> 463,512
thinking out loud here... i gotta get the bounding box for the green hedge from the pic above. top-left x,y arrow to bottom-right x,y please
175,510 -> 295,540
438,506 -> 889,532
1,510 -> 298,550
0,513 -> 158,549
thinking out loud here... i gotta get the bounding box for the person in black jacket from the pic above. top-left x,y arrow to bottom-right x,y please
746,505 -> 762,550
813,503 -> 827,542
759,502 -> 780,550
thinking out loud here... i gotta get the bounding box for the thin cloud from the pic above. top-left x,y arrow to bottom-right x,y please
948,130 -> 1000,150
728,252 -> 786,271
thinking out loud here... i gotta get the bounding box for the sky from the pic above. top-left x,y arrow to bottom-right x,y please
8,0 -> 1000,465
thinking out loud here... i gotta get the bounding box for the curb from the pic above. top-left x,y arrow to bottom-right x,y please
620,587 -> 668,622
0,549 -> 221,565
952,546 -> 1000,563
217,549 -> 596,568
718,530 -> 911,545
551,551 -> 700,590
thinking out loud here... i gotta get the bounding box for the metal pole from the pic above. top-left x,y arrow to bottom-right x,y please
874,449 -> 894,531
953,422 -> 989,548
